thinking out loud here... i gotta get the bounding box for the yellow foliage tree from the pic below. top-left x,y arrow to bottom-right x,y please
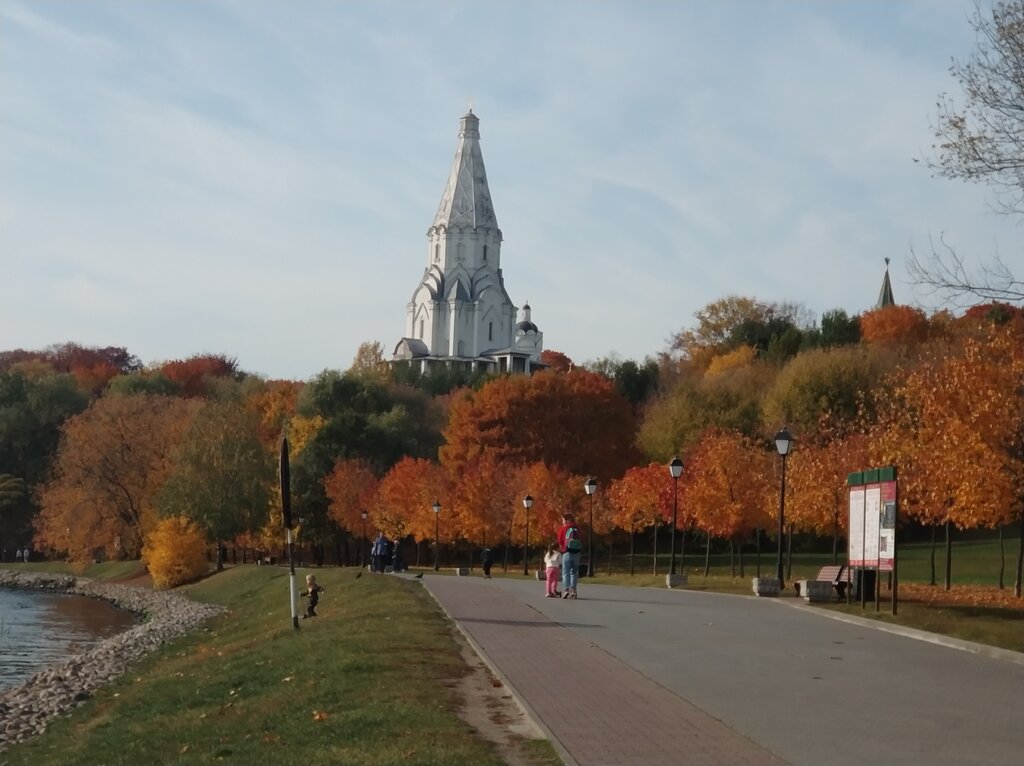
141,516 -> 209,588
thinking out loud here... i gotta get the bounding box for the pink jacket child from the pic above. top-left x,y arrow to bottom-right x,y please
543,545 -> 562,597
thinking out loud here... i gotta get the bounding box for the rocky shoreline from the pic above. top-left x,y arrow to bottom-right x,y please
0,570 -> 225,751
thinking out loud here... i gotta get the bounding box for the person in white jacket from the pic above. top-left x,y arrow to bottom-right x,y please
543,544 -> 562,598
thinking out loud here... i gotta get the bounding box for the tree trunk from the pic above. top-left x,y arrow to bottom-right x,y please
755,528 -> 761,577
833,512 -> 839,565
944,519 -> 952,591
231,545 -> 237,565
416,540 -> 422,567
503,520 -> 512,572
929,525 -> 937,586
1015,513 -> 1023,598
729,539 -> 736,578
738,536 -> 745,577
607,540 -> 613,576
679,528 -> 686,570
998,525 -> 1005,590
216,541 -> 224,572
704,531 -> 711,577
652,523 -> 659,576
629,525 -> 635,576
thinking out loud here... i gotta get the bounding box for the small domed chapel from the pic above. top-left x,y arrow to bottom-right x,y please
392,111 -> 544,374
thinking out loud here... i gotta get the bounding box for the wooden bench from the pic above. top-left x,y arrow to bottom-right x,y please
816,565 -> 850,599
794,566 -> 851,601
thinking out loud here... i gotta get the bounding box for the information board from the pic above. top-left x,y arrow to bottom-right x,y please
848,479 -> 896,570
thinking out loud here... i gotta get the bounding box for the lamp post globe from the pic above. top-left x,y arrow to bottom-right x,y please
432,500 -> 442,572
668,457 -> 683,576
774,428 -> 793,587
522,495 -> 533,575
584,477 -> 597,577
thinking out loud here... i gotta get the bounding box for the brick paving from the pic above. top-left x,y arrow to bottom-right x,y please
425,576 -> 783,766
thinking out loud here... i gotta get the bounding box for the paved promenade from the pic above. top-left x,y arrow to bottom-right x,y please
423,574 -> 1024,766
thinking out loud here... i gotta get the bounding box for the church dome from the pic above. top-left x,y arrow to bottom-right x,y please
517,320 -> 539,333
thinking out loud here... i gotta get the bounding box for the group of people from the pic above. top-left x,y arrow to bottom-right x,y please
370,533 -> 404,573
543,512 -> 584,599
3,547 -> 32,563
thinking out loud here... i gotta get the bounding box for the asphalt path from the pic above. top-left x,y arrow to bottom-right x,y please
432,575 -> 1024,766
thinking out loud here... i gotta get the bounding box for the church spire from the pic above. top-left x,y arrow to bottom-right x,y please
876,257 -> 895,309
432,110 -> 498,230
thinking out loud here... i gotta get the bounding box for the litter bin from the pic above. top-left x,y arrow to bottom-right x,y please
853,568 -> 877,600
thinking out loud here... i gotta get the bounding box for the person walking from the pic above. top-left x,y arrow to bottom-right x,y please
557,514 -> 583,599
543,543 -> 562,597
371,533 -> 388,573
481,547 -> 494,579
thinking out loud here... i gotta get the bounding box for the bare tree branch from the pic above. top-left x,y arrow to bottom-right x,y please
908,234 -> 1024,306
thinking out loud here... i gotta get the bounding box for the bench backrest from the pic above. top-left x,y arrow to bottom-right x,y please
816,565 -> 850,583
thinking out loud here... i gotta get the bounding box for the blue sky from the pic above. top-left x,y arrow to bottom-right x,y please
2,1 -> 1019,380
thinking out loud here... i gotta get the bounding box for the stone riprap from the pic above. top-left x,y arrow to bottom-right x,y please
0,570 -> 225,750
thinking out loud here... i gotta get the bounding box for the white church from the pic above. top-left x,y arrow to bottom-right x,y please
392,110 -> 544,374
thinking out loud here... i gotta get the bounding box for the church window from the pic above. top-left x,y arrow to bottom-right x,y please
457,242 -> 465,262
419,319 -> 424,339
488,322 -> 493,341
482,245 -> 488,262
434,244 -> 439,262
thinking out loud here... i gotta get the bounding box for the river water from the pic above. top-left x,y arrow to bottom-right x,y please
0,587 -> 137,692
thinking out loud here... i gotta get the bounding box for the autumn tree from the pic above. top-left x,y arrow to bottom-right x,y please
540,349 -> 574,373
441,369 -> 640,481
35,395 -> 200,561
324,458 -> 379,554
873,335 -> 1018,590
157,401 -> 273,568
761,345 -> 899,436
859,305 -> 931,346
638,353 -> 774,460
786,433 -> 869,562
373,457 -> 447,565
608,464 -> 670,574
682,430 -> 771,575
158,354 -> 241,398
349,341 -> 390,383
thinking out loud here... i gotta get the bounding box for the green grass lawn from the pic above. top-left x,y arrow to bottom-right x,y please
3,566 -> 559,766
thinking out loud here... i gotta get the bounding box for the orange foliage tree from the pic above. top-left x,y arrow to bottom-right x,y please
323,458 -> 379,541
158,354 -> 239,397
786,432 -> 869,563
608,463 -> 671,574
441,369 -> 640,480
859,305 -> 930,346
373,457 -> 448,553
682,430 -> 770,575
873,332 -> 1018,590
35,394 -> 200,561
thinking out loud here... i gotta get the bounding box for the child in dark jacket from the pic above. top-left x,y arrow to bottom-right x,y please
300,573 -> 324,618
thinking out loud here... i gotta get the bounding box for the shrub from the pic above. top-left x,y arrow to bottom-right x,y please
142,516 -> 209,588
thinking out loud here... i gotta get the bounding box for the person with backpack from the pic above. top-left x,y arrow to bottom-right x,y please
557,513 -> 583,599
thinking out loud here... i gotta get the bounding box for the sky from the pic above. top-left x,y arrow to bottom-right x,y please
2,0 -> 1021,381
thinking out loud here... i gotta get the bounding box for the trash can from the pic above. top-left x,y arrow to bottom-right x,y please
853,568 -> 877,600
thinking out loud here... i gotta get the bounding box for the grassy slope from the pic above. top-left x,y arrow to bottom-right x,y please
5,566 -> 552,766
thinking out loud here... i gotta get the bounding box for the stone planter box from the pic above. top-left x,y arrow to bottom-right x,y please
455,567 -> 470,576
665,572 -> 688,589
752,576 -> 781,597
802,580 -> 834,603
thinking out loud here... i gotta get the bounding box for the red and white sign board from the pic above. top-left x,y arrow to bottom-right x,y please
848,480 -> 896,570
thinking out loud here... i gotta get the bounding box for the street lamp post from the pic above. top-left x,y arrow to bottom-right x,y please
360,511 -> 368,568
432,500 -> 441,572
774,427 -> 793,587
668,457 -> 683,576
584,477 -> 597,577
522,495 -> 533,575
